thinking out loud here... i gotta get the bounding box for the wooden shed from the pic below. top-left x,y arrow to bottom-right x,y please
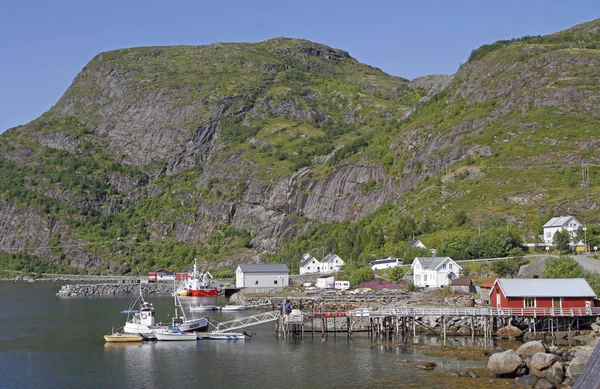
479,278 -> 496,304
490,278 -> 597,310
451,277 -> 473,294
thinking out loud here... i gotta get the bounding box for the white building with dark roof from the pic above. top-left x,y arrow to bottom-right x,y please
543,216 -> 582,244
405,239 -> 426,249
321,253 -> 344,273
299,253 -> 321,275
236,264 -> 289,288
411,254 -> 461,288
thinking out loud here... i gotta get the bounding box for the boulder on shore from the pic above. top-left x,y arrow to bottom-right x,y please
529,352 -> 559,372
517,341 -> 547,360
497,325 -> 523,338
488,349 -> 526,376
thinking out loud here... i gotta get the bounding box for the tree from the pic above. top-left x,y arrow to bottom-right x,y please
388,266 -> 407,282
542,256 -> 585,279
553,230 -> 571,252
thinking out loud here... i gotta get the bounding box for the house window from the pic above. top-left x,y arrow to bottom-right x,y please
524,298 -> 535,308
307,267 -> 310,270
424,275 -> 428,282
254,280 -> 259,285
449,264 -> 453,269
442,264 -> 446,270
274,280 -> 278,285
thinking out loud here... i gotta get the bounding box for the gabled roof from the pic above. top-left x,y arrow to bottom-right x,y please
480,278 -> 497,288
543,216 -> 579,228
412,256 -> 462,271
300,253 -> 319,268
451,277 -> 472,286
237,264 -> 289,274
494,278 -> 596,298
322,253 -> 343,264
406,239 -> 425,248
150,268 -> 171,273
370,257 -> 402,265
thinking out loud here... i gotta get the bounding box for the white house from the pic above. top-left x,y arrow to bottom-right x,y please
316,275 -> 335,289
406,239 -> 426,249
370,257 -> 403,270
543,216 -> 582,244
236,264 -> 289,288
411,254 -> 461,288
299,253 -> 321,275
321,253 -> 344,273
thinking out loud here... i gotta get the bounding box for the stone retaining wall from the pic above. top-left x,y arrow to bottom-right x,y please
56,282 -> 174,297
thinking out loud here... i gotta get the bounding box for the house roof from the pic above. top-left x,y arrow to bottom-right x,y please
495,278 -> 596,298
150,268 -> 171,273
451,277 -> 472,286
543,216 -> 579,228
406,239 -> 425,248
238,264 -> 289,274
300,253 -> 318,268
413,256 -> 462,271
479,278 -> 497,288
322,253 -> 343,264
370,257 -> 402,265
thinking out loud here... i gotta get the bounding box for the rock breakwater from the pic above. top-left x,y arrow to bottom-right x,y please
57,282 -> 174,297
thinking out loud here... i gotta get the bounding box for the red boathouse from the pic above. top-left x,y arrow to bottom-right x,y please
490,278 -> 597,310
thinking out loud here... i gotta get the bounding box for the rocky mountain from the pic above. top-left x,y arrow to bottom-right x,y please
1,20 -> 600,274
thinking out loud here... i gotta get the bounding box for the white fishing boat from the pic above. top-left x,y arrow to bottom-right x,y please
203,332 -> 246,340
155,328 -> 199,341
121,286 -> 208,339
189,304 -> 217,312
123,298 -> 170,339
220,305 -> 246,312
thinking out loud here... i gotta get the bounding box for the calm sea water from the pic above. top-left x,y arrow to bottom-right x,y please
0,282 -> 495,389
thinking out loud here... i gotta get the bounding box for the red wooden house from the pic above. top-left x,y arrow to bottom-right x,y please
490,278 -> 597,310
147,268 -> 174,282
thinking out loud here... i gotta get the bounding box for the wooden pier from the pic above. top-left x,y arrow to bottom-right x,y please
276,306 -> 600,340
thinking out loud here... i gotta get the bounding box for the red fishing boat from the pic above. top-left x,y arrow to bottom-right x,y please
186,259 -> 220,297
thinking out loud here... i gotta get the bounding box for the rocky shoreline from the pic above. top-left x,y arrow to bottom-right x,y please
487,338 -> 599,388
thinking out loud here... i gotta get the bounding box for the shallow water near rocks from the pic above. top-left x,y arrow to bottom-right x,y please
1,282 -> 518,388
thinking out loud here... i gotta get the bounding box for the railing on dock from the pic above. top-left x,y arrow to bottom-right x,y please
375,306 -> 600,318
213,311 -> 280,332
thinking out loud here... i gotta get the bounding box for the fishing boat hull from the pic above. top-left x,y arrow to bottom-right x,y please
189,288 -> 218,297
203,332 -> 246,340
189,305 -> 216,312
176,317 -> 209,332
155,332 -> 198,341
104,333 -> 143,343
220,305 -> 246,312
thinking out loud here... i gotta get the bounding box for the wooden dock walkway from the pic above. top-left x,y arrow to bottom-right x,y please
275,306 -> 600,340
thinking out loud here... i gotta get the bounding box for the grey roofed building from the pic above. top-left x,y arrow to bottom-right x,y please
413,256 -> 461,270
406,239 -> 426,249
237,264 -> 289,274
495,278 -> 596,298
321,253 -> 341,263
300,253 -> 317,268
542,216 -> 579,228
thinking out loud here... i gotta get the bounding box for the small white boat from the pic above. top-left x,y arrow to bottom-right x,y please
220,305 -> 246,312
189,305 -> 217,312
104,333 -> 143,343
155,328 -> 198,341
203,332 -> 246,340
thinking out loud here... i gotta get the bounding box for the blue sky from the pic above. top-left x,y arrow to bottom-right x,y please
0,0 -> 598,133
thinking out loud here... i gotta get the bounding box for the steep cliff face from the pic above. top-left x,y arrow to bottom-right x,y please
1,21 -> 600,273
